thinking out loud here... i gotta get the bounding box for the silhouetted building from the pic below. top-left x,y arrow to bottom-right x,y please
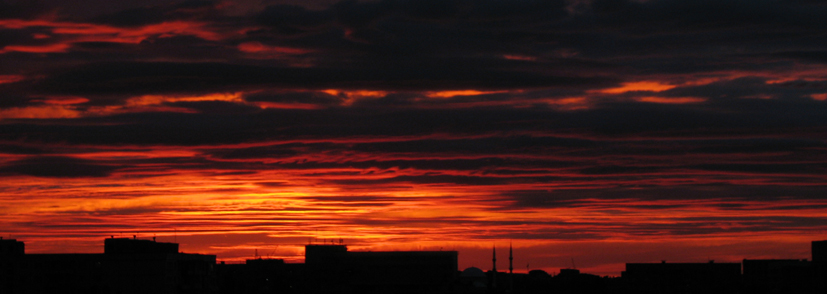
304,244 -> 348,265
558,268 -> 580,277
0,238 -> 26,294
217,258 -> 306,294
218,244 -> 458,294
812,240 -> 827,293
813,240 -> 827,263
0,238 -> 24,256
0,237 -> 216,294
458,267 -> 488,293
549,268 -> 613,294
622,261 -> 741,294
743,259 -> 814,294
104,236 -> 178,254
348,251 -> 458,293
304,244 -> 457,294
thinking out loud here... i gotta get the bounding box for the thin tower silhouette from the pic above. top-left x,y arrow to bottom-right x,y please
509,243 -> 513,274
493,246 -> 497,273
509,243 -> 514,292
492,246 -> 498,289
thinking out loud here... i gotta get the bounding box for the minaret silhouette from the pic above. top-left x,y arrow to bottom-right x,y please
509,243 -> 514,292
509,243 -> 513,274
493,246 -> 497,272
492,246 -> 498,289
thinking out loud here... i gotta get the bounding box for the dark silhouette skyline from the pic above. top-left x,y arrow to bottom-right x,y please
3,236 -> 827,294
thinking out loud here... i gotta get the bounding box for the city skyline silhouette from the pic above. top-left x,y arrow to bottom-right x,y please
3,236 -> 827,293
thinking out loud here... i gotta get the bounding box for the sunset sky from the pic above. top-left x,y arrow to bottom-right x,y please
2,0 -> 827,275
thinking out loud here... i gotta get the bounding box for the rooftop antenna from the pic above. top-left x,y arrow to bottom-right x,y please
571,258 -> 577,269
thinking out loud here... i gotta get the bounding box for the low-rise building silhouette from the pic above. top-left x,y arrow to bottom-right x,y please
0,237 -> 216,294
813,240 -> 827,263
622,261 -> 741,294
742,259 -> 814,294
0,238 -> 24,256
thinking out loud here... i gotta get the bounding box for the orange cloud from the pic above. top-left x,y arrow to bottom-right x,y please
0,105 -> 81,119
0,19 -> 227,54
252,102 -> 324,110
126,92 -> 244,107
425,90 -> 507,98
541,97 -> 591,111
811,93 -> 827,101
39,96 -> 90,105
635,96 -> 707,104
0,75 -> 25,84
238,42 -> 313,55
0,43 -> 72,53
321,89 -> 388,105
503,54 -> 537,61
599,81 -> 677,94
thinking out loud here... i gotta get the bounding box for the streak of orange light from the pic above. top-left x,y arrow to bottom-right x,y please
321,89 -> 388,105
635,96 -> 706,104
0,43 -> 72,53
502,54 -> 537,61
321,89 -> 388,98
252,101 -> 324,110
425,90 -> 508,98
0,19 -> 228,55
126,92 -> 243,106
598,81 -> 677,94
238,42 -> 313,54
0,105 -> 81,119
39,96 -> 90,105
0,75 -> 25,84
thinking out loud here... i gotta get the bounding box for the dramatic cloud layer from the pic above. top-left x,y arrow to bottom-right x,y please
2,0 -> 827,275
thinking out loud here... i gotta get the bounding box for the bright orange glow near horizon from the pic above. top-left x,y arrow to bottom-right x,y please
3,132 -> 827,275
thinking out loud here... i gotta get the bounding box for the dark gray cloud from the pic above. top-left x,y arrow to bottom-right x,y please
1,0 -> 827,203
0,156 -> 120,178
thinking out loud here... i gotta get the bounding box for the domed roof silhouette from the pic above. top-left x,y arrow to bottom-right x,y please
461,267 -> 486,278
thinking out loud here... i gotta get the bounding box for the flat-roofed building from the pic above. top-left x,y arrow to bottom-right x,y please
622,261 -> 741,294
0,237 -> 216,294
743,259 -> 814,294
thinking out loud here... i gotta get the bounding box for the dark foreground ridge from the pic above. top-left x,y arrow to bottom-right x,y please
1,237 -> 827,294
